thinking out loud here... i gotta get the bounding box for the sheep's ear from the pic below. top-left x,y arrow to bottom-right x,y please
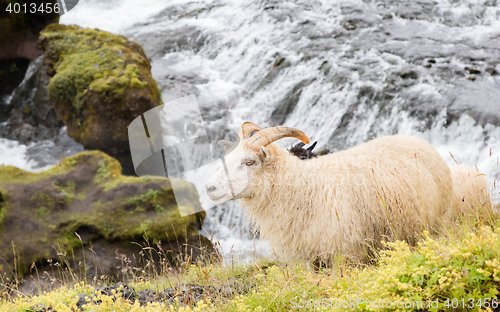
260,146 -> 274,164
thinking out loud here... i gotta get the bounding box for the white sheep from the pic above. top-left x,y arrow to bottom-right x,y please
449,164 -> 492,219
206,122 -> 453,262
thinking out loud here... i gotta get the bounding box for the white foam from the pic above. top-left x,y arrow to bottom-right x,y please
0,138 -> 36,171
59,0 -> 181,34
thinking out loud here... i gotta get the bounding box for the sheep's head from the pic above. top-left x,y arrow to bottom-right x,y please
206,122 -> 310,205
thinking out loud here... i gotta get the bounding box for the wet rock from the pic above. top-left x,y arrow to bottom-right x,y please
3,56 -> 63,144
124,2 -> 225,60
270,78 -> 315,125
38,24 -> 163,175
128,27 -> 207,60
95,282 -> 137,301
75,293 -> 94,310
24,127 -> 85,170
319,61 -> 332,76
151,64 -> 206,103
0,0 -> 59,121
0,58 -> 30,118
447,77 -> 500,127
256,54 -> 292,91
343,20 -> 357,31
30,278 -> 255,310
0,151 -> 212,292
28,303 -> 55,312
137,289 -> 156,305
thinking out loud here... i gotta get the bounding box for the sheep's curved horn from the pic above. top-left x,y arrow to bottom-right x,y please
246,126 -> 310,150
238,122 -> 263,140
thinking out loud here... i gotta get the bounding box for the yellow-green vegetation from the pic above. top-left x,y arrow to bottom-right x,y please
38,24 -> 162,153
0,149 -> 498,311
0,282 -> 212,312
0,151 -> 207,282
2,215 -> 500,311
0,151 -> 120,185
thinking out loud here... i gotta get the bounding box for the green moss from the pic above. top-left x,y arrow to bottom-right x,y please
130,76 -> 147,89
36,207 -> 51,218
54,180 -> 76,192
0,165 -> 35,184
70,185 -> 196,242
9,62 -> 19,73
154,204 -> 164,213
94,157 -> 122,184
102,175 -> 151,192
65,158 -> 78,167
38,24 -> 162,151
0,187 -> 7,225
0,151 -> 120,185
31,191 -> 70,209
0,150 -> 206,280
128,188 -> 163,204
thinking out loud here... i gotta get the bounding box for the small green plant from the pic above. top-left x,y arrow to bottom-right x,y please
36,207 -> 51,218
94,159 -> 114,183
154,205 -> 164,213
8,63 -> 19,73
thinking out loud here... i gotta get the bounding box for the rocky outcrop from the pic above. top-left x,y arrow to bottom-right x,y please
0,58 -> 30,117
0,0 -> 59,61
2,56 -> 63,143
0,151 -> 212,288
38,24 -> 163,174
0,0 -> 59,112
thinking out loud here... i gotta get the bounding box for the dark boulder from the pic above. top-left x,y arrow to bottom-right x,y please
0,0 -> 60,114
0,151 -> 213,293
0,0 -> 59,61
2,56 -> 63,143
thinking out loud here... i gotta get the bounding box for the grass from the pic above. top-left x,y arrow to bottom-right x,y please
0,174 -> 499,311
0,205 -> 499,311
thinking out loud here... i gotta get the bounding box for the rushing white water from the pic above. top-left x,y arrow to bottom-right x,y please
2,0 -> 499,262
0,137 -> 38,170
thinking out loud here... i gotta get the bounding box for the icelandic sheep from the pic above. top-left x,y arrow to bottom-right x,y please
449,164 -> 491,218
206,122 -> 453,262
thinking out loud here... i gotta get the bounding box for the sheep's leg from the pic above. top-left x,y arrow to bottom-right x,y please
308,257 -> 344,277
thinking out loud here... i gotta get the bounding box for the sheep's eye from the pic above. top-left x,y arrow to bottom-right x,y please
246,160 -> 255,166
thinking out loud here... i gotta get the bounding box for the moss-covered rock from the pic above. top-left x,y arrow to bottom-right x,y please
38,24 -> 162,174
0,151 -> 211,283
